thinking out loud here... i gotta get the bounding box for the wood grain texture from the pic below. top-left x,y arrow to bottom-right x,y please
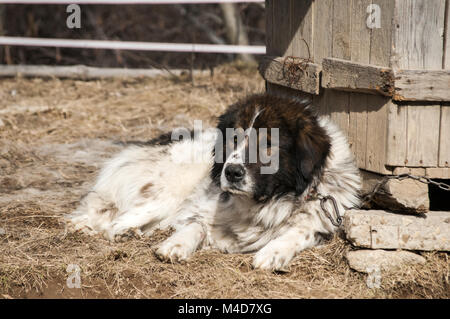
392,0 -> 446,70
365,95 -> 390,174
291,0 -> 313,60
322,58 -> 394,96
444,0 -> 450,68
259,56 -> 321,94
332,0 -> 352,61
265,0 -> 274,55
386,102 -> 408,166
350,0 -> 372,64
349,93 -> 368,168
313,0 -> 333,64
391,0 -> 445,170
271,0 -> 292,57
439,105 -> 450,167
406,105 -> 441,167
370,0 -> 395,67
393,70 -> 450,101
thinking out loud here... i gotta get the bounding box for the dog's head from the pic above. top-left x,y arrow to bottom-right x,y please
211,94 -> 331,202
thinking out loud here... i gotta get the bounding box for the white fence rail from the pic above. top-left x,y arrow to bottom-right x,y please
0,37 -> 266,54
0,0 -> 266,55
0,1 -> 263,4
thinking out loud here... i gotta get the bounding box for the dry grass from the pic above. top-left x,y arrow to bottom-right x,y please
0,63 -> 448,299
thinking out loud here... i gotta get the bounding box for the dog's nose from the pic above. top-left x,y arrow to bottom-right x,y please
225,164 -> 245,182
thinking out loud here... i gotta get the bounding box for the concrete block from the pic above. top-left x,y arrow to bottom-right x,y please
346,249 -> 426,273
360,170 -> 429,214
344,210 -> 450,251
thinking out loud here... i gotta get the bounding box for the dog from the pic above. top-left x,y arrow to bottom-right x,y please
67,94 -> 360,271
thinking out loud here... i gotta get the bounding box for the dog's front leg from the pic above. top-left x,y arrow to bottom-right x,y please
155,222 -> 206,263
252,221 -> 321,272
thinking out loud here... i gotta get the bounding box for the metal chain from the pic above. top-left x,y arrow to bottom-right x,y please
360,173 -> 450,208
312,173 -> 449,227
317,194 -> 343,227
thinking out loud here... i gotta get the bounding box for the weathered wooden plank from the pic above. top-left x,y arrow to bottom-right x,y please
329,90 -> 350,136
265,0 -> 274,55
445,0 -> 450,68
332,0 -> 352,61
392,0 -> 445,170
349,93 -> 368,169
393,166 -> 450,179
291,0 -> 313,60
348,0 -> 372,170
365,96 -> 390,174
312,0 -> 333,64
266,0 -> 292,96
328,0 -> 351,157
312,87 -> 331,117
393,70 -> 450,101
322,58 -> 394,96
406,105 -> 441,167
386,102 -> 408,166
392,0 -> 446,70
259,56 -> 321,95
350,0 -> 372,64
439,105 -> 450,167
271,0 -> 292,57
370,0 -> 395,67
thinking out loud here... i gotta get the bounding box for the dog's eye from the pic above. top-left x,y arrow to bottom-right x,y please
233,135 -> 238,145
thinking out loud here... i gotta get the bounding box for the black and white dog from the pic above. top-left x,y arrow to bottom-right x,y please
67,94 -> 360,271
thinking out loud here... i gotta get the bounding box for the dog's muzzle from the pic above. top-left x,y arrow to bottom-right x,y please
224,164 -> 245,183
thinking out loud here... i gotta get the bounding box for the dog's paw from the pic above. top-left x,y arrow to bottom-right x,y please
155,239 -> 193,263
108,227 -> 143,242
252,243 -> 295,272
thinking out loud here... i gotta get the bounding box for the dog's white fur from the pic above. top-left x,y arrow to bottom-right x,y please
67,117 -> 360,271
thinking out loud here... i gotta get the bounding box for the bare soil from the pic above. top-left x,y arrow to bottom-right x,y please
0,63 -> 448,299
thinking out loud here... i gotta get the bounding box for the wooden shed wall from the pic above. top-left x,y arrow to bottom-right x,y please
265,0 -> 450,177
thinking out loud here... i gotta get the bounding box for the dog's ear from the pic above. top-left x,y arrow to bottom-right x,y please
294,116 -> 331,194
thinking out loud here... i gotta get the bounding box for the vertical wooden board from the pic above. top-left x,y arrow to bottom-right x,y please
313,0 -> 333,64
265,0 -> 274,55
313,88 -> 331,117
365,96 -> 390,174
291,0 -> 314,59
350,0 -> 372,64
386,102 -> 408,166
392,0 -> 445,169
332,0 -> 352,61
393,0 -> 446,69
328,90 -> 350,136
439,105 -> 450,167
444,0 -> 450,68
329,0 -> 352,140
406,105 -> 441,167
370,0 -> 394,67
348,0 -> 371,169
271,0 -> 292,57
349,93 -> 368,169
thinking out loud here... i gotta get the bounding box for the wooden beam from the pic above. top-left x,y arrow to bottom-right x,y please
321,58 -> 394,96
393,69 -> 450,101
258,56 -> 322,95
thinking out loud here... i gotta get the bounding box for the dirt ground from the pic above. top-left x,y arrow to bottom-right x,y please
0,63 -> 448,299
